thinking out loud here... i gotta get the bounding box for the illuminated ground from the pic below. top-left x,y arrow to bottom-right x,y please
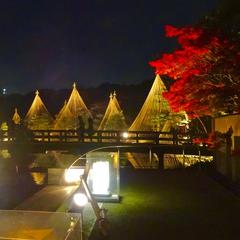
89,168 -> 240,240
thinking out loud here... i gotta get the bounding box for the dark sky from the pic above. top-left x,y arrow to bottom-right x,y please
0,0 -> 219,94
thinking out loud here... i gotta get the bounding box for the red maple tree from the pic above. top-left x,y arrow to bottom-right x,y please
150,25 -> 240,118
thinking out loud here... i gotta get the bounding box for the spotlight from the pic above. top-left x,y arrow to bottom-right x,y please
73,193 -> 88,207
122,132 -> 129,138
64,168 -> 84,184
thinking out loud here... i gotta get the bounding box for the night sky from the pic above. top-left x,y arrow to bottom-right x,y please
0,0 -> 219,94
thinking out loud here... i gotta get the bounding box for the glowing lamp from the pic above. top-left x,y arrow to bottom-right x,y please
65,168 -> 84,184
73,193 -> 88,207
91,161 -> 110,195
122,132 -> 129,138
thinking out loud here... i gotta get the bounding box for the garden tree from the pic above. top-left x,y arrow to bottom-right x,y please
150,24 -> 240,121
202,0 -> 240,39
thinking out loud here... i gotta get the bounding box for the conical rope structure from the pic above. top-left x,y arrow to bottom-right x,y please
98,91 -> 128,130
55,83 -> 92,129
55,100 -> 67,119
12,108 -> 21,125
25,90 -> 54,129
129,75 -> 170,131
128,75 -> 188,168
54,100 -> 75,130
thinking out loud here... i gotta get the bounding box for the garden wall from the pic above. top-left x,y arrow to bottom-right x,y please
214,114 -> 240,181
214,113 -> 240,150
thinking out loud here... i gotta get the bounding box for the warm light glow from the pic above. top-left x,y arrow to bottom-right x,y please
25,90 -> 53,130
164,154 -> 213,169
98,91 -> 127,130
54,82 -> 91,130
91,161 -> 110,195
31,172 -> 46,185
184,162 -> 191,166
73,193 -> 88,207
64,168 -> 84,183
129,75 -> 170,131
112,152 -> 118,168
0,150 -> 10,159
122,132 -> 129,138
1,122 -> 8,131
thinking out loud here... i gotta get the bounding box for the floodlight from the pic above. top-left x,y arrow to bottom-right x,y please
122,132 -> 129,138
91,161 -> 110,195
73,193 -> 88,207
65,168 -> 84,183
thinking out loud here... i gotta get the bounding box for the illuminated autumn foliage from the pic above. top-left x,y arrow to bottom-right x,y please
193,131 -> 224,149
150,25 -> 240,118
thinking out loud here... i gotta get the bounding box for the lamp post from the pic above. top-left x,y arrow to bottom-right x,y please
69,192 -> 88,239
67,174 -> 109,238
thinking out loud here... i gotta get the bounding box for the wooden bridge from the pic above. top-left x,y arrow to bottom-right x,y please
0,129 -> 193,144
0,129 -> 212,156
9,129 -> 192,142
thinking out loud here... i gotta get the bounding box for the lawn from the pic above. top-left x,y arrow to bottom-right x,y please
89,168 -> 240,240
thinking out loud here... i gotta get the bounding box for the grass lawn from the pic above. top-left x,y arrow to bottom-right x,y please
89,168 -> 240,240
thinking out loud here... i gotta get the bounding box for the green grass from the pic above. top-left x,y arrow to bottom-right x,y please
89,168 -> 240,240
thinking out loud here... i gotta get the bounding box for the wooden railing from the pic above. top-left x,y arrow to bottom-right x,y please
0,129 -> 194,145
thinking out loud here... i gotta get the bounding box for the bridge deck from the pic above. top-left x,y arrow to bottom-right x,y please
0,129 -> 213,156
1,129 -> 193,145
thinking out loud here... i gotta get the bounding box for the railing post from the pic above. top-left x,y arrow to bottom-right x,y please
155,132 -> 159,144
189,132 -> 193,144
171,129 -> 178,145
64,131 -> 67,142
176,133 -> 179,145
182,149 -> 185,168
157,152 -> 164,170
117,131 -> 120,143
198,149 -> 201,162
97,131 -> 102,143
198,149 -> 202,171
47,131 -> 50,142
59,131 -> 63,142
82,130 -> 85,143
117,148 -> 120,194
149,148 -> 152,167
